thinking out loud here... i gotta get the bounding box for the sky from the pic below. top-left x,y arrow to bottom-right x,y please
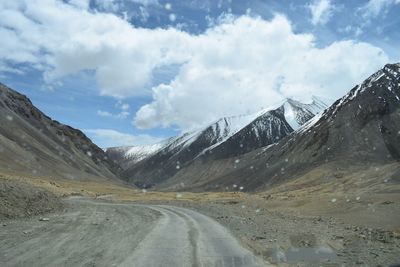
0,0 -> 399,148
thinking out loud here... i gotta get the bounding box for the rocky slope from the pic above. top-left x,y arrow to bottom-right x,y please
0,83 -> 121,181
114,98 -> 326,188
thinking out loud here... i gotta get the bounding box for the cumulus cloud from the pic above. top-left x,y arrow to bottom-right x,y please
84,129 -> 164,148
134,16 -> 388,130
0,0 -> 189,97
0,1 -> 390,131
308,0 -> 335,25
360,0 -> 400,18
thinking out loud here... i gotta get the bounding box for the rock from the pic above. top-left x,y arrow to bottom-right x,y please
39,217 -> 50,221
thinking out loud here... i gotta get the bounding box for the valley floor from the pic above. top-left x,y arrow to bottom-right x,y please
1,172 -> 400,266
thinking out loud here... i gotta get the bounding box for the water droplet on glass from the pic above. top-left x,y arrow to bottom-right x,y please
165,3 -> 172,10
169,13 -> 176,22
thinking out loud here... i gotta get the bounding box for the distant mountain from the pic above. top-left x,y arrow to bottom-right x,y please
160,63 -> 400,191
283,97 -> 327,130
0,83 -> 121,181
110,97 -> 326,188
105,142 -> 166,169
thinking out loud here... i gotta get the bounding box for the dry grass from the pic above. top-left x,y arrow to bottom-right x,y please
254,162 -> 400,229
0,171 -> 245,203
2,162 -> 399,229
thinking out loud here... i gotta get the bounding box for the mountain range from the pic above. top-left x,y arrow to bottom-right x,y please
1,63 -> 399,193
106,96 -> 327,188
106,63 -> 400,191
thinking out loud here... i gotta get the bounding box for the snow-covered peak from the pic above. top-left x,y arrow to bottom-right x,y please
109,97 -> 328,167
209,112 -> 264,141
282,97 -> 327,130
125,142 -> 165,161
159,111 -> 263,155
105,141 -> 166,164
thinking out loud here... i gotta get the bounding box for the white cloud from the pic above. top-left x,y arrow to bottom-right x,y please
134,16 -> 388,130
97,110 -> 113,117
0,1 -> 391,131
308,0 -> 335,25
97,101 -> 130,119
360,0 -> 400,18
84,129 -> 164,148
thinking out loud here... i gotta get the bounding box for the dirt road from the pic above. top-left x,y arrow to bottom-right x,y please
0,198 -> 267,267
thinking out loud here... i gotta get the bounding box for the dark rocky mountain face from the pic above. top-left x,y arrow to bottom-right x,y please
0,83 -> 121,181
118,98 -> 325,188
205,107 -> 293,159
169,63 -> 400,191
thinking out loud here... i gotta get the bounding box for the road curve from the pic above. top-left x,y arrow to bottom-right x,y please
125,205 -> 267,267
0,198 -> 268,267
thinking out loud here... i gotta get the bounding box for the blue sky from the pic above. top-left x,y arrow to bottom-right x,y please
1,0 -> 399,148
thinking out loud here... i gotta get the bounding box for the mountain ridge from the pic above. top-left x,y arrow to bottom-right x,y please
162,63 -> 400,191
108,96 -> 327,188
0,82 -> 122,181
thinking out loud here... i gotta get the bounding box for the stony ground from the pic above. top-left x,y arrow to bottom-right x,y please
0,179 -> 63,220
156,198 -> 400,267
1,172 -> 400,266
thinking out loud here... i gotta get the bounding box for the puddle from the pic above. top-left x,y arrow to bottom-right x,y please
286,246 -> 337,263
270,246 -> 337,263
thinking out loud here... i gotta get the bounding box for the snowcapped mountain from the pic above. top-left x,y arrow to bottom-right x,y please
175,63 -> 400,191
105,142 -> 166,169
283,96 -> 327,129
112,97 -> 326,188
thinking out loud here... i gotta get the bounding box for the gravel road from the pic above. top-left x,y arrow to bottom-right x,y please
0,198 -> 268,267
